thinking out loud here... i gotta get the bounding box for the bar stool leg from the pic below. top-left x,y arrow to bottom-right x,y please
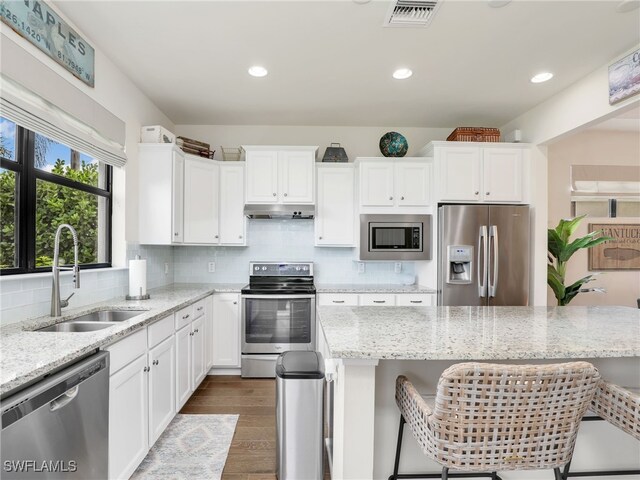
441,467 -> 449,480
391,415 -> 406,480
554,468 -> 564,480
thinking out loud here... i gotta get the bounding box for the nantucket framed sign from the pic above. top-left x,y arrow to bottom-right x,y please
608,49 -> 640,105
0,0 -> 95,87
589,224 -> 640,271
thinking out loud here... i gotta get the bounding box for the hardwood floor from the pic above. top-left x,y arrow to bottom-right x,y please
180,375 -> 330,480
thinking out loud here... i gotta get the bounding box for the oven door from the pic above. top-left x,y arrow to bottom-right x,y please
241,294 -> 316,354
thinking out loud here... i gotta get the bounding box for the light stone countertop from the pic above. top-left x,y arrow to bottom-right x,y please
318,305 -> 640,361
0,283 -> 244,396
316,284 -> 436,294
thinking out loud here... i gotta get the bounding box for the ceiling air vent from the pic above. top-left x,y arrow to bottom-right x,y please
384,0 -> 441,27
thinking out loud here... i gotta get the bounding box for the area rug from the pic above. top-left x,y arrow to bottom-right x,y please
131,414 -> 239,480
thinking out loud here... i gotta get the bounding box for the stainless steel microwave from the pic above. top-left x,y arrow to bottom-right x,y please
359,214 -> 432,261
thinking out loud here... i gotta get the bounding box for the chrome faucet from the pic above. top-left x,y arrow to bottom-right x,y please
50,224 -> 81,316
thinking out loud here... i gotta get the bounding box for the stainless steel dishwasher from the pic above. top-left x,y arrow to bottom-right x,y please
1,351 -> 109,479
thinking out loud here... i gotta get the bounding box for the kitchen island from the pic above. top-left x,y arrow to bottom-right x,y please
317,306 -> 640,480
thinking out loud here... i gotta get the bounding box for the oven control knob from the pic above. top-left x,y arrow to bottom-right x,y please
262,266 -> 267,271
296,266 -> 301,271
254,266 -> 259,271
303,266 -> 308,271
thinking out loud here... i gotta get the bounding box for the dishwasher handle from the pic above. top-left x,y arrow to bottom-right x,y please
49,385 -> 79,412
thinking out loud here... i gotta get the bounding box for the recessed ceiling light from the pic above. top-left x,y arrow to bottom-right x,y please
393,68 -> 413,80
617,0 -> 640,12
248,66 -> 268,78
530,72 -> 553,84
487,0 -> 512,7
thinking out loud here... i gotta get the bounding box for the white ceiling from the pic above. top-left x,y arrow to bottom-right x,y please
55,0 -> 640,127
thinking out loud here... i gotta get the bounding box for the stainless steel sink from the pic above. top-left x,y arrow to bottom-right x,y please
35,309 -> 147,332
72,310 -> 147,323
37,321 -> 120,332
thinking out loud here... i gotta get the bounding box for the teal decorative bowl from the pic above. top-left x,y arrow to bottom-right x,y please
379,131 -> 408,157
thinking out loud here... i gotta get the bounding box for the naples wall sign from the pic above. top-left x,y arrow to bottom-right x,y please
0,0 -> 95,87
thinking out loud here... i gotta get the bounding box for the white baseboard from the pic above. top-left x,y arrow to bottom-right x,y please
206,367 -> 241,376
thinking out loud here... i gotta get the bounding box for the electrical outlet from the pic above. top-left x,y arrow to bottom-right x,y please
164,263 -> 169,275
394,262 -> 402,273
208,262 -> 216,273
357,262 -> 365,274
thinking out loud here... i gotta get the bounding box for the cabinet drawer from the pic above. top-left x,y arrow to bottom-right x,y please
148,314 -> 174,348
175,304 -> 194,330
192,299 -> 206,319
395,294 -> 433,306
318,294 -> 359,306
359,294 -> 396,306
106,328 -> 147,375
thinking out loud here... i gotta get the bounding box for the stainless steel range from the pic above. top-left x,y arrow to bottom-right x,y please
241,262 -> 316,378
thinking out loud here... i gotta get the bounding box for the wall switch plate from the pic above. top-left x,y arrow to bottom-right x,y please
394,262 -> 402,273
208,262 -> 216,273
164,263 -> 169,275
357,262 -> 365,274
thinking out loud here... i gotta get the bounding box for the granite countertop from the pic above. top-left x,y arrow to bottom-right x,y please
316,284 -> 436,294
318,305 -> 640,360
0,283 -> 244,396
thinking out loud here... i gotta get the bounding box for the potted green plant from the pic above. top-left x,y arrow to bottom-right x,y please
548,215 -> 613,306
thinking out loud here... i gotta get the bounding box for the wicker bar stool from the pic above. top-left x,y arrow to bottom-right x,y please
560,380 -> 640,478
390,362 -> 601,480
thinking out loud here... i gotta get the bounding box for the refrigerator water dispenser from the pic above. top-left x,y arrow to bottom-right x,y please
447,245 -> 473,284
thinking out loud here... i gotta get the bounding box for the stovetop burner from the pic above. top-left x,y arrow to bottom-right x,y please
242,262 -> 315,295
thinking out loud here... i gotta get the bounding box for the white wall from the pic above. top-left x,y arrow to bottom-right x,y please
547,129 -> 640,307
0,7 -> 174,264
175,124 -> 452,160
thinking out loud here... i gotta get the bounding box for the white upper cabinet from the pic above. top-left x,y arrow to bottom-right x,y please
245,150 -> 279,203
184,155 -> 219,244
358,158 -> 431,210
437,146 -> 481,202
481,147 -> 523,202
316,164 -> 355,246
421,142 -> 528,204
244,146 -> 318,204
219,164 -> 246,245
394,161 -> 431,206
359,162 -> 394,207
279,150 -> 315,203
138,144 -> 185,245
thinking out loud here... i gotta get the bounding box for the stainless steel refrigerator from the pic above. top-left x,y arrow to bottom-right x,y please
438,204 -> 530,306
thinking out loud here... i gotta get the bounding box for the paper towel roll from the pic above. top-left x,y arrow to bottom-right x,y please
128,258 -> 147,297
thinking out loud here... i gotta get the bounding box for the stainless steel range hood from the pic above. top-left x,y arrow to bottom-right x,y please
244,204 -> 315,219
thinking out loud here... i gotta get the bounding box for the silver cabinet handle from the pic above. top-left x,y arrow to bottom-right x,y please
194,328 -> 199,333
174,232 -> 179,236
153,360 -> 159,366
196,306 -> 203,311
215,235 -> 219,239
486,192 -> 490,195
474,191 -> 479,195
401,196 -> 405,200
410,300 -> 422,304
389,196 -> 393,200
284,193 -> 288,197
489,225 -> 499,298
332,300 -> 345,304
233,301 -> 238,305
143,366 -> 150,372
182,314 -> 190,319
373,300 -> 386,304
478,226 -> 488,298
190,332 -> 194,336
319,236 -> 323,240
273,193 -> 277,196
239,235 -> 243,239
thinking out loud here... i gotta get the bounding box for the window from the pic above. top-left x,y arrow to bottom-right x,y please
0,117 -> 112,274
571,164 -> 640,218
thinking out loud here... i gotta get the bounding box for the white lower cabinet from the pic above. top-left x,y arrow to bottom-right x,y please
212,293 -> 241,367
175,323 -> 192,410
148,336 -> 176,446
191,316 -> 206,389
109,355 -> 148,480
204,295 -> 215,370
317,292 -> 435,307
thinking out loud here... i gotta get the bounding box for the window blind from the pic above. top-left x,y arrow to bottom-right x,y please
0,73 -> 127,167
